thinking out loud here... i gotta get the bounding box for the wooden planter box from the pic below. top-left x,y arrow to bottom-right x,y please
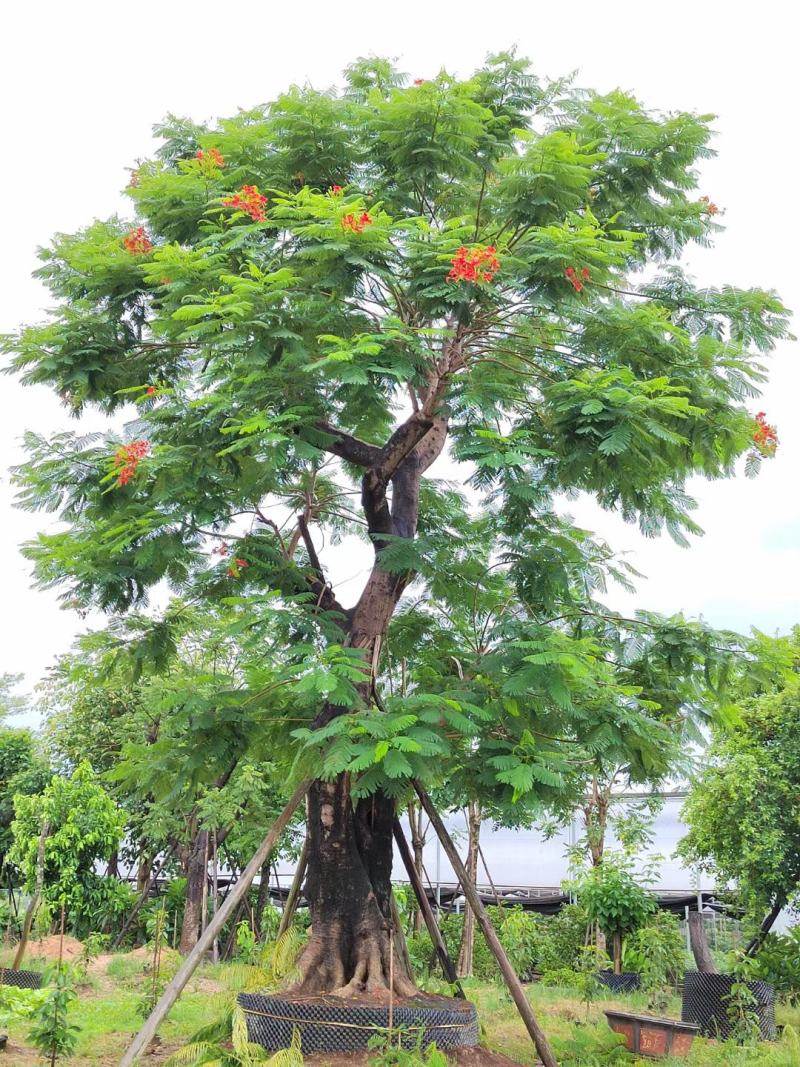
605,1010 -> 699,1058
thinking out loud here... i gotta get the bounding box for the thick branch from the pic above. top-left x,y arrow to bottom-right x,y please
379,413 -> 434,479
313,421 -> 381,467
744,896 -> 785,958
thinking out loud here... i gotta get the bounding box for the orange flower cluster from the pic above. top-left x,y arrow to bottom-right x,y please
753,412 -> 779,456
565,266 -> 590,292
447,245 -> 500,283
145,385 -> 157,396
123,227 -> 153,254
341,211 -> 373,233
196,147 -> 225,167
227,557 -> 249,577
114,440 -> 150,486
700,196 -> 719,216
329,185 -> 344,196
222,185 -> 268,222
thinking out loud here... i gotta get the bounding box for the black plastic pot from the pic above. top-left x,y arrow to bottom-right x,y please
681,971 -> 776,1040
0,968 -> 43,990
598,970 -> 641,994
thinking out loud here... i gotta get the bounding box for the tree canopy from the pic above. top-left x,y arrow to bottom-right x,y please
679,631 -> 800,924
4,53 -> 787,818
2,52 -> 790,997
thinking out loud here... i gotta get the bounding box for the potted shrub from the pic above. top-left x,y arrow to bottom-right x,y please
573,856 -> 655,987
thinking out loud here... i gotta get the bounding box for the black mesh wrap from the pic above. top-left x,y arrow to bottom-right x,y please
238,993 -> 479,1053
0,969 -> 43,990
681,972 -> 776,1040
598,971 -> 641,993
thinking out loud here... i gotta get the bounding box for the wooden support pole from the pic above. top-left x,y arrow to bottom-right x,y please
120,781 -> 309,1067
393,817 -> 465,998
413,783 -> 559,1067
276,838 -> 308,940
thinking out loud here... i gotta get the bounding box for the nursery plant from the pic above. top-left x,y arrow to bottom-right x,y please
5,50 -> 787,1003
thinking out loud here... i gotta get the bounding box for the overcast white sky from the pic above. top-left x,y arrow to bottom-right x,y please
1,1 -> 798,710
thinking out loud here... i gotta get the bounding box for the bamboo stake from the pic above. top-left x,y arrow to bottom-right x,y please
276,838 -> 308,940
120,781 -> 309,1067
392,817 -> 465,998
413,783 -> 559,1067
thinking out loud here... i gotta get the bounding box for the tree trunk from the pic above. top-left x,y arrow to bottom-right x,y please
407,802 -> 426,934
293,775 -> 415,998
13,820 -> 49,970
253,860 -> 271,938
291,404 -> 449,997
137,852 -> 153,895
611,930 -> 622,975
179,828 -> 209,955
457,801 -> 481,978
744,897 -> 784,957
688,911 -> 717,974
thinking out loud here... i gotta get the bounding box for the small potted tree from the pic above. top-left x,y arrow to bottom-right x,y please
575,855 -> 656,991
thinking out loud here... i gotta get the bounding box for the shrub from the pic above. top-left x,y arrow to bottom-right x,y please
749,927 -> 800,1002
536,903 -> 590,973
623,910 -> 686,988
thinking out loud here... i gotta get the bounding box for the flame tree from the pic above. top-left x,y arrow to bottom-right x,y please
5,53 -> 788,996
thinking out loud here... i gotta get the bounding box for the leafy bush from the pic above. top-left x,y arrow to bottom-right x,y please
749,927 -> 800,1001
0,983 -> 48,1029
573,857 -> 655,971
536,903 -> 590,973
437,906 -> 545,981
623,910 -> 686,988
415,902 -> 588,983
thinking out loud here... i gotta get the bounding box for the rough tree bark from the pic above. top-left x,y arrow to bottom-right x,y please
457,801 -> 481,978
688,910 -> 717,974
179,827 -> 209,955
292,352 -> 455,997
294,776 -> 415,997
407,801 -> 427,933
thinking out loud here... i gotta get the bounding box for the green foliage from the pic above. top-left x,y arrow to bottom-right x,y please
552,1024 -> 629,1066
3,52 -> 787,827
26,962 -> 81,1062
623,910 -> 686,989
535,903 -> 592,974
165,1008 -> 303,1067
0,726 -> 50,867
367,1030 -> 447,1067
573,855 -> 656,943
680,634 -> 800,921
723,978 -> 762,1046
0,983 -> 48,1029
8,761 -> 126,935
748,928 -> 800,1001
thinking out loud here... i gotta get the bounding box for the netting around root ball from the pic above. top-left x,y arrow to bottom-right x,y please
238,993 -> 479,1054
0,969 -> 43,990
681,972 -> 776,1040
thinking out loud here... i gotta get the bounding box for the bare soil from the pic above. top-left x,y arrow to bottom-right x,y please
20,934 -> 85,961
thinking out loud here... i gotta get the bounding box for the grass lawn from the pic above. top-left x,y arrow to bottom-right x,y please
2,951 -> 799,1065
